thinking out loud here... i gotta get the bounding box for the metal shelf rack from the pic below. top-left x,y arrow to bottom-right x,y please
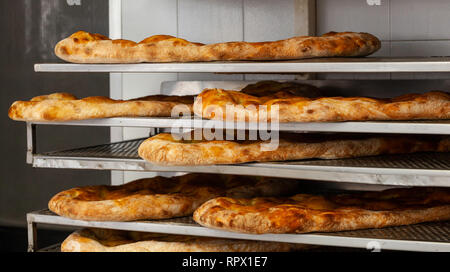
27,210 -> 450,252
26,57 -> 450,252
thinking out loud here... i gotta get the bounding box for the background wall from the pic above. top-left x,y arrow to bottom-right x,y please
0,0 -> 110,227
317,0 -> 450,80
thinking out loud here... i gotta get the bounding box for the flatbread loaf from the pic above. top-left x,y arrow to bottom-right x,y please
61,228 -> 311,252
55,31 -> 380,63
138,132 -> 450,166
193,187 -> 450,234
194,89 -> 450,122
48,173 -> 299,221
238,80 -> 322,98
8,92 -> 194,121
8,81 -> 320,122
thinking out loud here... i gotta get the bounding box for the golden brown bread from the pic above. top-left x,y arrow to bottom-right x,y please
193,187 -> 450,234
138,132 -> 450,166
8,92 -> 194,121
61,228 -> 311,252
8,81 -> 320,122
55,31 -> 380,63
48,173 -> 300,221
194,89 -> 450,122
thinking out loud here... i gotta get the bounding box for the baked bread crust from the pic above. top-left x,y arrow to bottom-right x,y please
61,228 -> 311,252
239,80 -> 322,98
48,174 -> 299,221
55,31 -> 380,63
194,89 -> 450,122
8,92 -> 194,121
193,187 -> 450,234
138,132 -> 450,166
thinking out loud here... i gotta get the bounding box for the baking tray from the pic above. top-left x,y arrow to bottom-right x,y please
30,138 -> 450,187
27,210 -> 450,252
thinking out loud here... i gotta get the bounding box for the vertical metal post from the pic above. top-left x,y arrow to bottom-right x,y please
294,0 -> 316,36
26,122 -> 36,164
27,217 -> 37,252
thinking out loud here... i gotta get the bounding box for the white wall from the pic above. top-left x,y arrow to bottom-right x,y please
317,0 -> 450,79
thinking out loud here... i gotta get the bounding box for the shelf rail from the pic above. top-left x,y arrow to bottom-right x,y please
27,135 -> 450,187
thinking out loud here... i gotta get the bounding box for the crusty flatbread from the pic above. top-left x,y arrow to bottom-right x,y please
8,92 -> 194,121
61,228 -> 311,252
193,187 -> 450,234
48,173 -> 299,221
55,31 -> 380,63
8,81 -> 320,122
194,89 -> 450,122
138,132 -> 450,166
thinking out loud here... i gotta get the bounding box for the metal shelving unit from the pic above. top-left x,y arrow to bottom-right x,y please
26,57 -> 450,252
27,210 -> 450,252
